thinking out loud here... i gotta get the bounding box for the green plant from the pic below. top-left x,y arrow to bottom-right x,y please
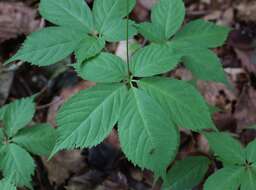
0,97 -> 56,189
5,0 -> 231,187
204,132 -> 256,190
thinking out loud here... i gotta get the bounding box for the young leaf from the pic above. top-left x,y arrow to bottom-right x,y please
52,83 -> 127,156
12,124 -> 56,156
182,49 -> 228,85
130,44 -> 181,77
245,139 -> 256,163
75,36 -> 105,64
138,77 -> 215,130
0,178 -> 17,190
101,19 -> 137,42
0,144 -> 35,189
118,88 -> 180,176
173,19 -> 230,48
204,132 -> 245,164
151,0 -> 185,40
75,53 -> 128,83
5,27 -> 85,66
3,97 -> 35,137
240,168 -> 256,190
204,166 -> 243,190
93,0 -> 136,34
0,128 -> 4,146
39,0 -> 94,33
163,156 -> 210,190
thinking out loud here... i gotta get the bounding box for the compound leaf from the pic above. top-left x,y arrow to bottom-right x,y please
93,0 -> 136,34
52,83 -> 127,156
118,88 -> 179,176
12,124 -> 56,156
204,167 -> 244,190
0,144 -> 35,189
75,36 -> 105,64
102,19 -> 137,42
182,49 -> 228,85
75,53 -> 128,83
138,77 -> 215,130
163,156 -> 210,190
204,132 -> 245,164
3,97 -> 35,138
130,44 -> 180,77
5,27 -> 84,66
0,178 -> 16,190
39,0 -> 94,33
240,167 -> 256,190
173,19 -> 230,48
151,0 -> 185,40
245,139 -> 256,163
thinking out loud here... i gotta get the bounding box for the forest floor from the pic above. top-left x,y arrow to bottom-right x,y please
0,0 -> 256,189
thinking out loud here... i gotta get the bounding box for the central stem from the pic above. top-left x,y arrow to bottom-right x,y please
126,0 -> 131,79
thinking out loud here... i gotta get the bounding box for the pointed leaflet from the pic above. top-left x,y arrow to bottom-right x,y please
182,49 -> 228,85
151,0 -> 185,40
75,53 -> 128,83
12,124 -> 56,156
39,0 -> 94,33
245,139 -> 256,163
138,77 -> 215,130
3,97 -> 35,137
0,144 -> 35,188
240,167 -> 256,190
163,156 -> 210,190
5,27 -> 85,66
102,19 -> 137,42
0,178 -> 17,190
75,36 -> 105,64
118,88 -> 180,176
130,44 -> 181,77
52,84 -> 127,156
93,0 -> 136,34
204,167 -> 244,190
204,132 -> 245,164
173,19 -> 230,48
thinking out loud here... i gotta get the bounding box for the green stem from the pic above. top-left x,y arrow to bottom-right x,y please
126,0 -> 130,79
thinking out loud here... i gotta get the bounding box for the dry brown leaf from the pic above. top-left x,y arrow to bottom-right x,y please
0,2 -> 41,43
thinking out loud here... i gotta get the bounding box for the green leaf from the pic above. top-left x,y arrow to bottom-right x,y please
163,156 -> 210,190
118,87 -> 179,176
173,19 -> 230,48
0,105 -> 6,120
5,27 -> 84,66
0,178 -> 17,190
51,83 -> 127,156
75,53 -> 128,83
204,132 -> 245,164
245,139 -> 256,163
182,49 -> 228,85
0,128 -> 4,147
0,144 -> 35,189
75,36 -> 105,64
204,166 -> 244,190
39,0 -> 94,33
93,0 -> 136,34
130,44 -> 181,77
101,19 -> 137,42
12,124 -> 56,156
137,22 -> 166,43
240,168 -> 256,190
151,0 -> 185,40
3,97 -> 35,137
138,77 -> 215,130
